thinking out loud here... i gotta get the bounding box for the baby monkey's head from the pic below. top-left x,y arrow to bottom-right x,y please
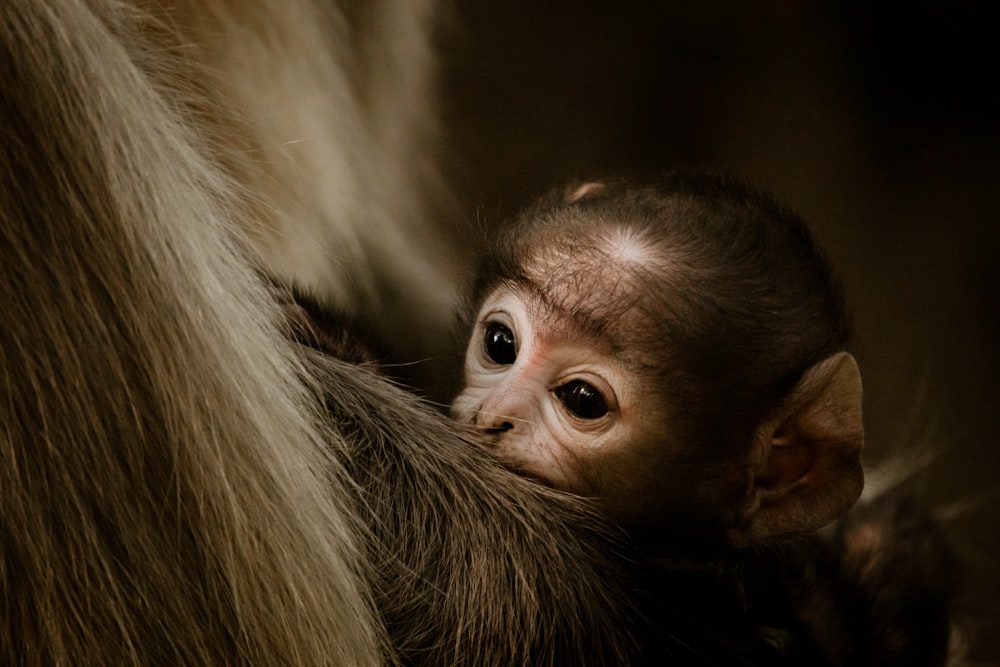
452,173 -> 863,554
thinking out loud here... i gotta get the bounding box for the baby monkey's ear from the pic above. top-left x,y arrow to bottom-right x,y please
729,352 -> 864,548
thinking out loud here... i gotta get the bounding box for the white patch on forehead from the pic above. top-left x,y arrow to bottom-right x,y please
601,228 -> 655,267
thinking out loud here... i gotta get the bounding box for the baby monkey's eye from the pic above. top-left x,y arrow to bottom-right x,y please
556,380 -> 609,420
483,322 -> 517,365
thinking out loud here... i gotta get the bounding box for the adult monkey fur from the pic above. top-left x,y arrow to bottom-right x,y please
0,1 -> 382,663
0,0 -> 657,664
0,1 -> 959,665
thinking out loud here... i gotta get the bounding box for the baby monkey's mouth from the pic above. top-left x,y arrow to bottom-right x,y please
483,423 -> 513,436
461,423 -> 559,489
507,464 -> 560,491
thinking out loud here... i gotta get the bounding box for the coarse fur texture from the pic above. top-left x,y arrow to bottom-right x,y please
0,1 -> 383,663
0,1 -> 654,664
304,348 -> 657,665
150,0 -> 460,390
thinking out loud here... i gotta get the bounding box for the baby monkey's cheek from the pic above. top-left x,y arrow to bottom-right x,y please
496,437 -> 588,492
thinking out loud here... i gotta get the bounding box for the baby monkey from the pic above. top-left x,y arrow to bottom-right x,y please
277,173 -> 954,663
452,173 -> 865,557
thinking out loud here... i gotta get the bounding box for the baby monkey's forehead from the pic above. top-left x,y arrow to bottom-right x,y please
514,230 -> 667,359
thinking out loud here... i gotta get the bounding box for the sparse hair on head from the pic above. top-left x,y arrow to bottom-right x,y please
469,171 -> 851,447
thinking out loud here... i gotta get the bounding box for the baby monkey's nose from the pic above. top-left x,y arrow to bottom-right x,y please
484,420 -> 514,435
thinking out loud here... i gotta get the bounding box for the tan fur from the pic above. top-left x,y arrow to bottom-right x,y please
0,1 -> 383,663
151,0 -> 460,376
0,2 -> 658,664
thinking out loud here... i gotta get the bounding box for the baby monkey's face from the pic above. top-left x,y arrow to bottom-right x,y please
451,285 -> 664,501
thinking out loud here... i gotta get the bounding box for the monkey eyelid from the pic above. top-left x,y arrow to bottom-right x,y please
479,305 -> 519,332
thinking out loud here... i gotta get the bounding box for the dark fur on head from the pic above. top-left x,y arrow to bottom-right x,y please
468,173 -> 852,452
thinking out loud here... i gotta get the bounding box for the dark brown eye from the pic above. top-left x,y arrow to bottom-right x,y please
483,322 -> 516,365
555,380 -> 608,420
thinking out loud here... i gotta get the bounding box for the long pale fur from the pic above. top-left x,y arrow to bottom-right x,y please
0,1 -> 383,663
0,1 -> 663,664
155,0 -> 460,376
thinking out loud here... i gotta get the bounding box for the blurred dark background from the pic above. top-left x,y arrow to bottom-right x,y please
439,1 -> 998,661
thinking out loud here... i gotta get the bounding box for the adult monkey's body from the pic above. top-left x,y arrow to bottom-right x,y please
0,1 -> 671,664
0,1 -> 381,662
